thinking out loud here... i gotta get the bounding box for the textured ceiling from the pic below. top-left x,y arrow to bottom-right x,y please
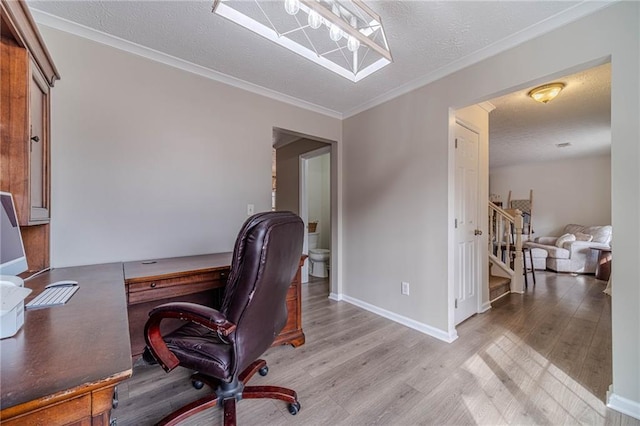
28,1 -> 611,166
489,63 -> 611,169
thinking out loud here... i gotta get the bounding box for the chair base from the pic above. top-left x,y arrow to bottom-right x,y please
157,359 -> 299,426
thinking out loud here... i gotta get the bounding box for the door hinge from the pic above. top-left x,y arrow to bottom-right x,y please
455,218 -> 458,228
455,138 -> 458,149
455,298 -> 458,308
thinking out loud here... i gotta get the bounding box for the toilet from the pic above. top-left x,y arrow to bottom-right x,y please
308,232 -> 330,278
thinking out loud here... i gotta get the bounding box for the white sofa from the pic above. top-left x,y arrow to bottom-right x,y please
525,224 -> 612,273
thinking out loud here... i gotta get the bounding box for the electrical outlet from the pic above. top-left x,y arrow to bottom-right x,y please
247,204 -> 255,216
401,281 -> 410,296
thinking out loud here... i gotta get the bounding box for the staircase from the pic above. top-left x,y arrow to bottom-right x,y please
488,202 -> 525,301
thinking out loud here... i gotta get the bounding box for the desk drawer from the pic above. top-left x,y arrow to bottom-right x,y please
1,393 -> 91,425
127,270 -> 228,305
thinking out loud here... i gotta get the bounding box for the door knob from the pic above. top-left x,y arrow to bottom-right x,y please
474,229 -> 483,236
31,135 -> 40,142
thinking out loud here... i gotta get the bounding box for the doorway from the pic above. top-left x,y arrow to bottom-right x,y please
453,121 -> 481,325
299,146 -> 331,282
272,128 -> 335,286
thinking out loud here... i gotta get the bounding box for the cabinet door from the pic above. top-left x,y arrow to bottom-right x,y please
29,61 -> 50,223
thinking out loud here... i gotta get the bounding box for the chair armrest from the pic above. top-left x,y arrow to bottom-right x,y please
535,236 -> 557,245
144,302 -> 236,372
566,241 -> 610,250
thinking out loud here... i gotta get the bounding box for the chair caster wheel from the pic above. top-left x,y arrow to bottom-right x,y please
288,401 -> 301,415
258,366 -> 269,376
192,380 -> 204,390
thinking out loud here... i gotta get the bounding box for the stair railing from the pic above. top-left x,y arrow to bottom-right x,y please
488,202 -> 525,293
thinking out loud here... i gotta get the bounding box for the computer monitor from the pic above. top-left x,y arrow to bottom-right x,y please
0,191 -> 28,277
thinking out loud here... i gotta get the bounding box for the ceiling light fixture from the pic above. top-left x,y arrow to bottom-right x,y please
528,83 -> 565,104
212,0 -> 392,82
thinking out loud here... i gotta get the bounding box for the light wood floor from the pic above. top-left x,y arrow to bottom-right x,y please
113,272 -> 640,425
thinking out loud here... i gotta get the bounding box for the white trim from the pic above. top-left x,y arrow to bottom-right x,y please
479,301 -> 492,313
341,294 -> 458,343
300,146 -> 332,160
490,290 -> 512,304
328,292 -> 342,301
299,156 -> 310,283
30,9 -> 343,120
477,101 -> 496,113
607,387 -> 640,420
342,1 -> 615,118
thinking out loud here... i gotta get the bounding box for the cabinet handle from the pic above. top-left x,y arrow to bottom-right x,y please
31,135 -> 40,142
150,282 -> 156,288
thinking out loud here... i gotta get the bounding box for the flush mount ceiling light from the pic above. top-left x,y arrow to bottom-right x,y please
212,0 -> 392,82
528,83 -> 565,104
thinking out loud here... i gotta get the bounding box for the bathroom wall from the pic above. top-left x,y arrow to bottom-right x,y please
308,153 -> 331,248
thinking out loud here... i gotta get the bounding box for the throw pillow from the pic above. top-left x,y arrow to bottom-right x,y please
555,233 -> 576,248
575,232 -> 593,242
583,225 -> 612,243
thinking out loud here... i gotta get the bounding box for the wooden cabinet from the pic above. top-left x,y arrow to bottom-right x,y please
1,0 -> 59,273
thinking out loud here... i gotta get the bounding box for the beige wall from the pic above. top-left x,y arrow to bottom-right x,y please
275,138 -> 329,214
343,2 -> 639,408
490,154 -> 612,238
41,27 -> 341,267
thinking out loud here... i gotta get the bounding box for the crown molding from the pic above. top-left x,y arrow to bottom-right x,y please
342,1 -> 616,119
30,9 -> 343,120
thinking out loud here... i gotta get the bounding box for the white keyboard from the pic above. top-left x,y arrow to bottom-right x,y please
26,286 -> 79,309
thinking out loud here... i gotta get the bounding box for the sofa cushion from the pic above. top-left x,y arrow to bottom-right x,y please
555,233 -> 576,248
583,225 -> 612,244
528,247 -> 548,259
564,224 -> 585,235
575,232 -> 593,242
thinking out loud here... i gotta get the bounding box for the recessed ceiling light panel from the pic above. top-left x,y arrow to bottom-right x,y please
212,0 -> 392,82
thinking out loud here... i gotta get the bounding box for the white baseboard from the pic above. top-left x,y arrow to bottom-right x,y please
340,294 -> 458,343
328,292 -> 342,301
490,291 -> 512,304
607,386 -> 640,420
479,301 -> 492,313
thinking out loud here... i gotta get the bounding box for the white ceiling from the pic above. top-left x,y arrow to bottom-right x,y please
488,62 -> 611,169
28,1 -> 612,165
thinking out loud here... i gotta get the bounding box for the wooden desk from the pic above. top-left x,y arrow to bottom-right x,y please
123,253 -> 306,359
0,264 -> 132,425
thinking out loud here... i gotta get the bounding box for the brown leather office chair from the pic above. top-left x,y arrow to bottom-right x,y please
144,211 -> 304,425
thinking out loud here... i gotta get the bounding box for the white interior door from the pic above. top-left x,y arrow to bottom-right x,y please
454,123 -> 480,325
